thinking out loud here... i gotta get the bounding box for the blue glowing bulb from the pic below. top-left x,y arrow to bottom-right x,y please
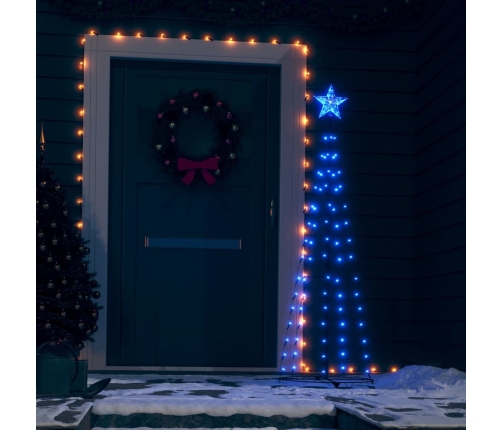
340,338 -> 345,342
359,323 -> 363,327
355,292 -> 359,296
338,293 -> 343,298
321,322 -> 325,326
323,291 -> 327,295
364,355 -> 368,358
337,257 -> 342,262
322,339 -> 326,343
349,255 -> 353,259
341,322 -> 345,326
335,241 -> 339,245
336,278 -> 340,282
338,307 -> 343,311
341,352 -> 345,356
358,307 -> 362,311
363,339 -> 367,343
341,366 -> 345,370
343,205 -> 347,208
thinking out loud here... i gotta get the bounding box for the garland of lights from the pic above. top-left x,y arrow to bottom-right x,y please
154,89 -> 240,185
46,0 -> 423,33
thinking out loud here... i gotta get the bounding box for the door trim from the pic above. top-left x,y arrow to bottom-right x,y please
82,35 -> 306,371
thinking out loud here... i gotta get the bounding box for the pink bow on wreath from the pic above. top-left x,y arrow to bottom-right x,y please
177,157 -> 219,185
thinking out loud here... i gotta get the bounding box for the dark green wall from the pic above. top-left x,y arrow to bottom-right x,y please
36,0 -> 465,371
412,0 -> 466,371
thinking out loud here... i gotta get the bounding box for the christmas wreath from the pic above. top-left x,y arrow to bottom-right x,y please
154,89 -> 240,185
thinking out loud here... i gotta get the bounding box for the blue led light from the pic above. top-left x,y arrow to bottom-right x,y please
338,307 -> 343,311
341,352 -> 345,356
359,323 -> 363,327
341,322 -> 345,326
322,339 -> 326,343
336,278 -> 340,282
358,307 -> 362,311
340,338 -> 345,342
321,322 -> 325,326
363,339 -> 367,343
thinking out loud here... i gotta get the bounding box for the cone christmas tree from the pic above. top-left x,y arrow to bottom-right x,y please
36,147 -> 101,351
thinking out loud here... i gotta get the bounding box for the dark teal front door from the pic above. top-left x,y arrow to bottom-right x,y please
107,59 -> 280,367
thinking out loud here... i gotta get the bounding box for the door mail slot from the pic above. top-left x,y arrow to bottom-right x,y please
145,237 -> 242,250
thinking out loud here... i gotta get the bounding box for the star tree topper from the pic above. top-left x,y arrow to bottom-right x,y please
314,85 -> 348,119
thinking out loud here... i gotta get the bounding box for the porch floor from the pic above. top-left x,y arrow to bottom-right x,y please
36,365 -> 466,430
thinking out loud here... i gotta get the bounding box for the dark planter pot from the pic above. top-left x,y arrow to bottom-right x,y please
36,342 -> 79,398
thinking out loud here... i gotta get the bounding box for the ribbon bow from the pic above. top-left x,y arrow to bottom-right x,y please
177,157 -> 219,185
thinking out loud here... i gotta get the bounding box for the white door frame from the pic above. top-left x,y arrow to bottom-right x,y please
81,34 -> 306,371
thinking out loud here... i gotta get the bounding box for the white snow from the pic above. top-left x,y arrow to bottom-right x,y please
36,365 -> 466,429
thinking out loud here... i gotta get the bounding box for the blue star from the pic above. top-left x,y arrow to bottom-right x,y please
314,85 -> 348,119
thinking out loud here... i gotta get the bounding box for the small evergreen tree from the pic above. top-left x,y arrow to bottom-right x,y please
36,145 -> 101,351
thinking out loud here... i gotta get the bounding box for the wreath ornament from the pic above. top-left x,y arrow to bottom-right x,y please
154,89 -> 240,185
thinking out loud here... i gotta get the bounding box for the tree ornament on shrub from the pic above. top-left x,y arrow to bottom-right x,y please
154,89 -> 241,185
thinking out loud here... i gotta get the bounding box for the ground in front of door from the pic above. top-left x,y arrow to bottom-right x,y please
36,365 -> 465,430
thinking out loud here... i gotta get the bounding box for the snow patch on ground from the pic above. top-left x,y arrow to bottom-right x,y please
373,365 -> 466,391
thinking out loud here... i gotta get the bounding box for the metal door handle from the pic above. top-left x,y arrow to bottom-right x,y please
270,198 -> 275,229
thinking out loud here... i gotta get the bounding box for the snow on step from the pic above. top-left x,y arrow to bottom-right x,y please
91,428 -> 338,430
91,396 -> 337,418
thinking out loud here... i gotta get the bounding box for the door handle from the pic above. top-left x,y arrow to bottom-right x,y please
270,198 -> 275,229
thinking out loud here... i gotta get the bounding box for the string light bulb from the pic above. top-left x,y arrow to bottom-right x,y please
77,221 -> 83,229
78,130 -> 83,136
78,84 -> 84,90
